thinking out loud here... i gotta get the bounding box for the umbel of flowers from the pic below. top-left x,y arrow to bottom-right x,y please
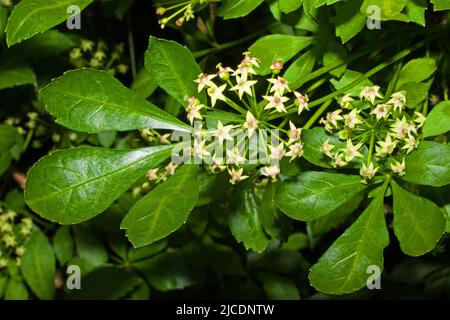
319,86 -> 426,183
173,51 -> 311,184
155,0 -> 217,29
0,206 -> 33,270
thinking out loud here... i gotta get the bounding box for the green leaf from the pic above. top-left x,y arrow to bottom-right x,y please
20,229 -> 56,299
260,182 -> 289,239
145,37 -> 204,106
391,180 -> 445,256
307,192 -> 364,239
431,0 -> 450,10
134,249 -> 198,291
216,0 -> 264,19
260,273 -> 300,300
284,50 -> 316,90
121,165 -> 200,248
398,82 -> 429,109
53,226 -> 74,265
25,145 -> 173,224
275,172 -> 367,221
131,68 -> 158,99
73,225 -> 108,268
4,278 -> 28,300
402,141 -> 450,187
301,127 -> 343,168
309,182 -> 389,295
0,61 -> 36,90
405,0 -> 427,26
10,30 -> 76,59
0,7 -> 7,40
0,275 -> 7,299
97,131 -> 117,148
423,101 -> 450,138
229,184 -> 270,253
278,0 -> 303,13
249,35 -> 314,75
6,0 -> 93,46
41,69 -> 190,133
333,0 -> 366,44
0,125 -> 23,176
396,57 -> 437,88
361,0 -> 408,21
67,267 -> 142,299
331,69 -> 374,97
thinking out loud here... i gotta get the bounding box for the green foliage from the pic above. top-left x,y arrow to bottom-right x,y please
41,69 -> 190,133
309,182 -> 389,295
1,0 -> 449,301
275,172 -> 367,220
25,146 -> 173,224
5,0 -> 93,46
122,165 -> 200,248
20,229 -> 56,299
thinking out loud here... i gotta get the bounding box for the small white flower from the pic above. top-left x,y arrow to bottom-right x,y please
243,111 -> 258,137
390,117 -> 410,139
320,139 -> 335,158
339,94 -> 354,109
360,85 -> 383,104
268,143 -> 286,160
230,75 -> 257,99
360,162 -> 378,183
194,73 -> 216,92
241,51 -> 260,68
263,94 -> 289,113
270,59 -> 283,73
319,118 -> 334,132
388,91 -> 406,112
402,134 -> 418,154
294,92 -> 309,115
342,139 -> 363,162
212,121 -> 233,145
325,110 -> 343,128
268,76 -> 290,95
228,167 -> 249,184
286,142 -> 304,161
211,155 -> 227,172
260,165 -> 280,182
216,63 -> 233,79
191,139 -> 210,159
146,168 -> 159,180
226,148 -> 246,165
207,83 -> 227,107
391,158 -> 406,176
288,121 -> 302,144
371,104 -> 390,120
186,103 -> 204,125
414,111 -> 427,128
344,109 -> 361,128
333,153 -> 348,167
375,135 -> 397,157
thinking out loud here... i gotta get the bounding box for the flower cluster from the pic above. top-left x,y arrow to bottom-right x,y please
69,39 -> 129,76
1,0 -> 11,7
0,207 -> 33,270
155,0 -> 214,29
319,86 -> 426,183
177,52 -> 310,184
